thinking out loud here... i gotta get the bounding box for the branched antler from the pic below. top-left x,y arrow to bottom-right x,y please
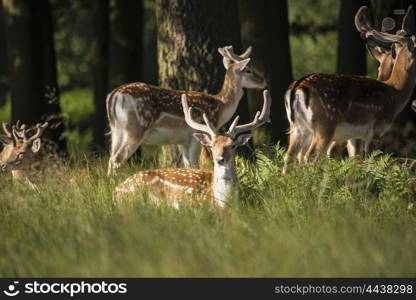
181,94 -> 217,136
226,90 -> 271,137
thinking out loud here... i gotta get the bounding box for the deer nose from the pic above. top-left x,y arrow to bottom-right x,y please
215,157 -> 225,165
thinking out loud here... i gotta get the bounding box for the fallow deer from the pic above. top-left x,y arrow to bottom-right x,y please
286,6 -> 402,168
115,90 -> 271,208
0,122 -> 48,189
106,45 -> 267,176
282,5 -> 416,174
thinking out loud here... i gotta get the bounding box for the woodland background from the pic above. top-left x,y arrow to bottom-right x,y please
1,0 -> 416,157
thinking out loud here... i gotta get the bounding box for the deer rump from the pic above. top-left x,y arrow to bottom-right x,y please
285,73 -> 397,143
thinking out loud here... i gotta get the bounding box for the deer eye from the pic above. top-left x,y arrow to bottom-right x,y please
18,153 -> 25,159
245,68 -> 252,74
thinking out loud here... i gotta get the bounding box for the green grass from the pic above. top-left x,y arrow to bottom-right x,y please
0,146 -> 415,277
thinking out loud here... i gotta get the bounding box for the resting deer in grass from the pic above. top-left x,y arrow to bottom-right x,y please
106,45 -> 267,176
115,90 -> 271,208
282,5 -> 416,174
0,122 -> 48,189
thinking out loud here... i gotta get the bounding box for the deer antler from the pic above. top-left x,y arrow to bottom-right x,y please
218,45 -> 253,65
227,90 -> 271,137
181,94 -> 217,136
12,122 -> 48,143
2,123 -> 13,138
355,5 -> 408,48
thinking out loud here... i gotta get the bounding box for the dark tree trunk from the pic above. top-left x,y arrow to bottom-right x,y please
3,0 -> 44,124
239,0 -> 293,145
91,0 -> 109,150
36,0 -> 66,151
108,0 -> 143,89
3,0 -> 66,151
0,3 -> 7,108
155,0 -> 248,164
337,0 -> 367,76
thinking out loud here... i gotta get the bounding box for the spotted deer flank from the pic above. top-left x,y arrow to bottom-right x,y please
115,90 -> 271,208
283,5 -> 416,174
106,45 -> 267,176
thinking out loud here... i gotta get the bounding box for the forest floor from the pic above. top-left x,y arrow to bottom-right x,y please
0,144 -> 415,277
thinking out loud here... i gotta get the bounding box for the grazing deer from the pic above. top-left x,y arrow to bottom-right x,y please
115,90 -> 271,208
106,45 -> 267,176
0,122 -> 48,189
286,6 -> 402,168
282,5 -> 416,174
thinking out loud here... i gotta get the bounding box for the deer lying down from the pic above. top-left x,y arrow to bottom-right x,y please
115,90 -> 271,208
0,122 -> 48,189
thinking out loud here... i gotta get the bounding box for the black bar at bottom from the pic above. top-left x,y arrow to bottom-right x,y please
0,278 -> 414,299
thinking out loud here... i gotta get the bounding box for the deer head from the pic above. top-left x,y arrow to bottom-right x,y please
182,90 -> 271,169
218,45 -> 267,89
355,5 -> 416,81
356,6 -> 416,90
0,122 -> 48,172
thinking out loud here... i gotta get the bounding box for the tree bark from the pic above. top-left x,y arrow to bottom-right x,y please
155,0 -> 248,165
3,0 -> 66,151
36,0 -> 66,150
337,0 -> 367,76
3,0 -> 43,124
91,0 -> 109,149
108,0 -> 143,89
239,0 -> 293,145
0,3 -> 7,107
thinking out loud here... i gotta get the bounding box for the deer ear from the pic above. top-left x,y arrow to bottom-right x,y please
31,138 -> 41,153
0,134 -> 12,145
193,133 -> 211,146
367,44 -> 385,62
233,58 -> 251,71
411,100 -> 416,112
234,134 -> 252,147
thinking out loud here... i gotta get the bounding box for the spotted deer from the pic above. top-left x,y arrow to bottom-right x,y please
115,90 -> 271,208
106,45 -> 267,176
285,6 -> 403,170
282,5 -> 416,174
326,6 -> 402,158
0,122 -> 48,189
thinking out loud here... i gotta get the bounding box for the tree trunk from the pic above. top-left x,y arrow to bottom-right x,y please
0,3 -> 7,108
3,0 -> 43,124
91,0 -> 109,150
337,0 -> 367,76
155,0 -> 247,165
108,0 -> 143,89
3,0 -> 66,151
36,0 -> 66,151
239,0 -> 293,145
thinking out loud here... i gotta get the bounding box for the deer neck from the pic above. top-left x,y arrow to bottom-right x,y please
212,160 -> 238,208
384,56 -> 416,116
11,169 -> 37,190
215,70 -> 244,128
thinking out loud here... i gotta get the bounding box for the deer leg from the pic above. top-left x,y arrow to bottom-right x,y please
346,139 -> 363,157
108,127 -> 146,176
304,128 -> 333,163
283,129 -> 303,174
327,141 -> 347,158
108,127 -> 124,176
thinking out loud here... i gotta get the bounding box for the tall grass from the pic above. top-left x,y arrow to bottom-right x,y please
0,146 -> 415,277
